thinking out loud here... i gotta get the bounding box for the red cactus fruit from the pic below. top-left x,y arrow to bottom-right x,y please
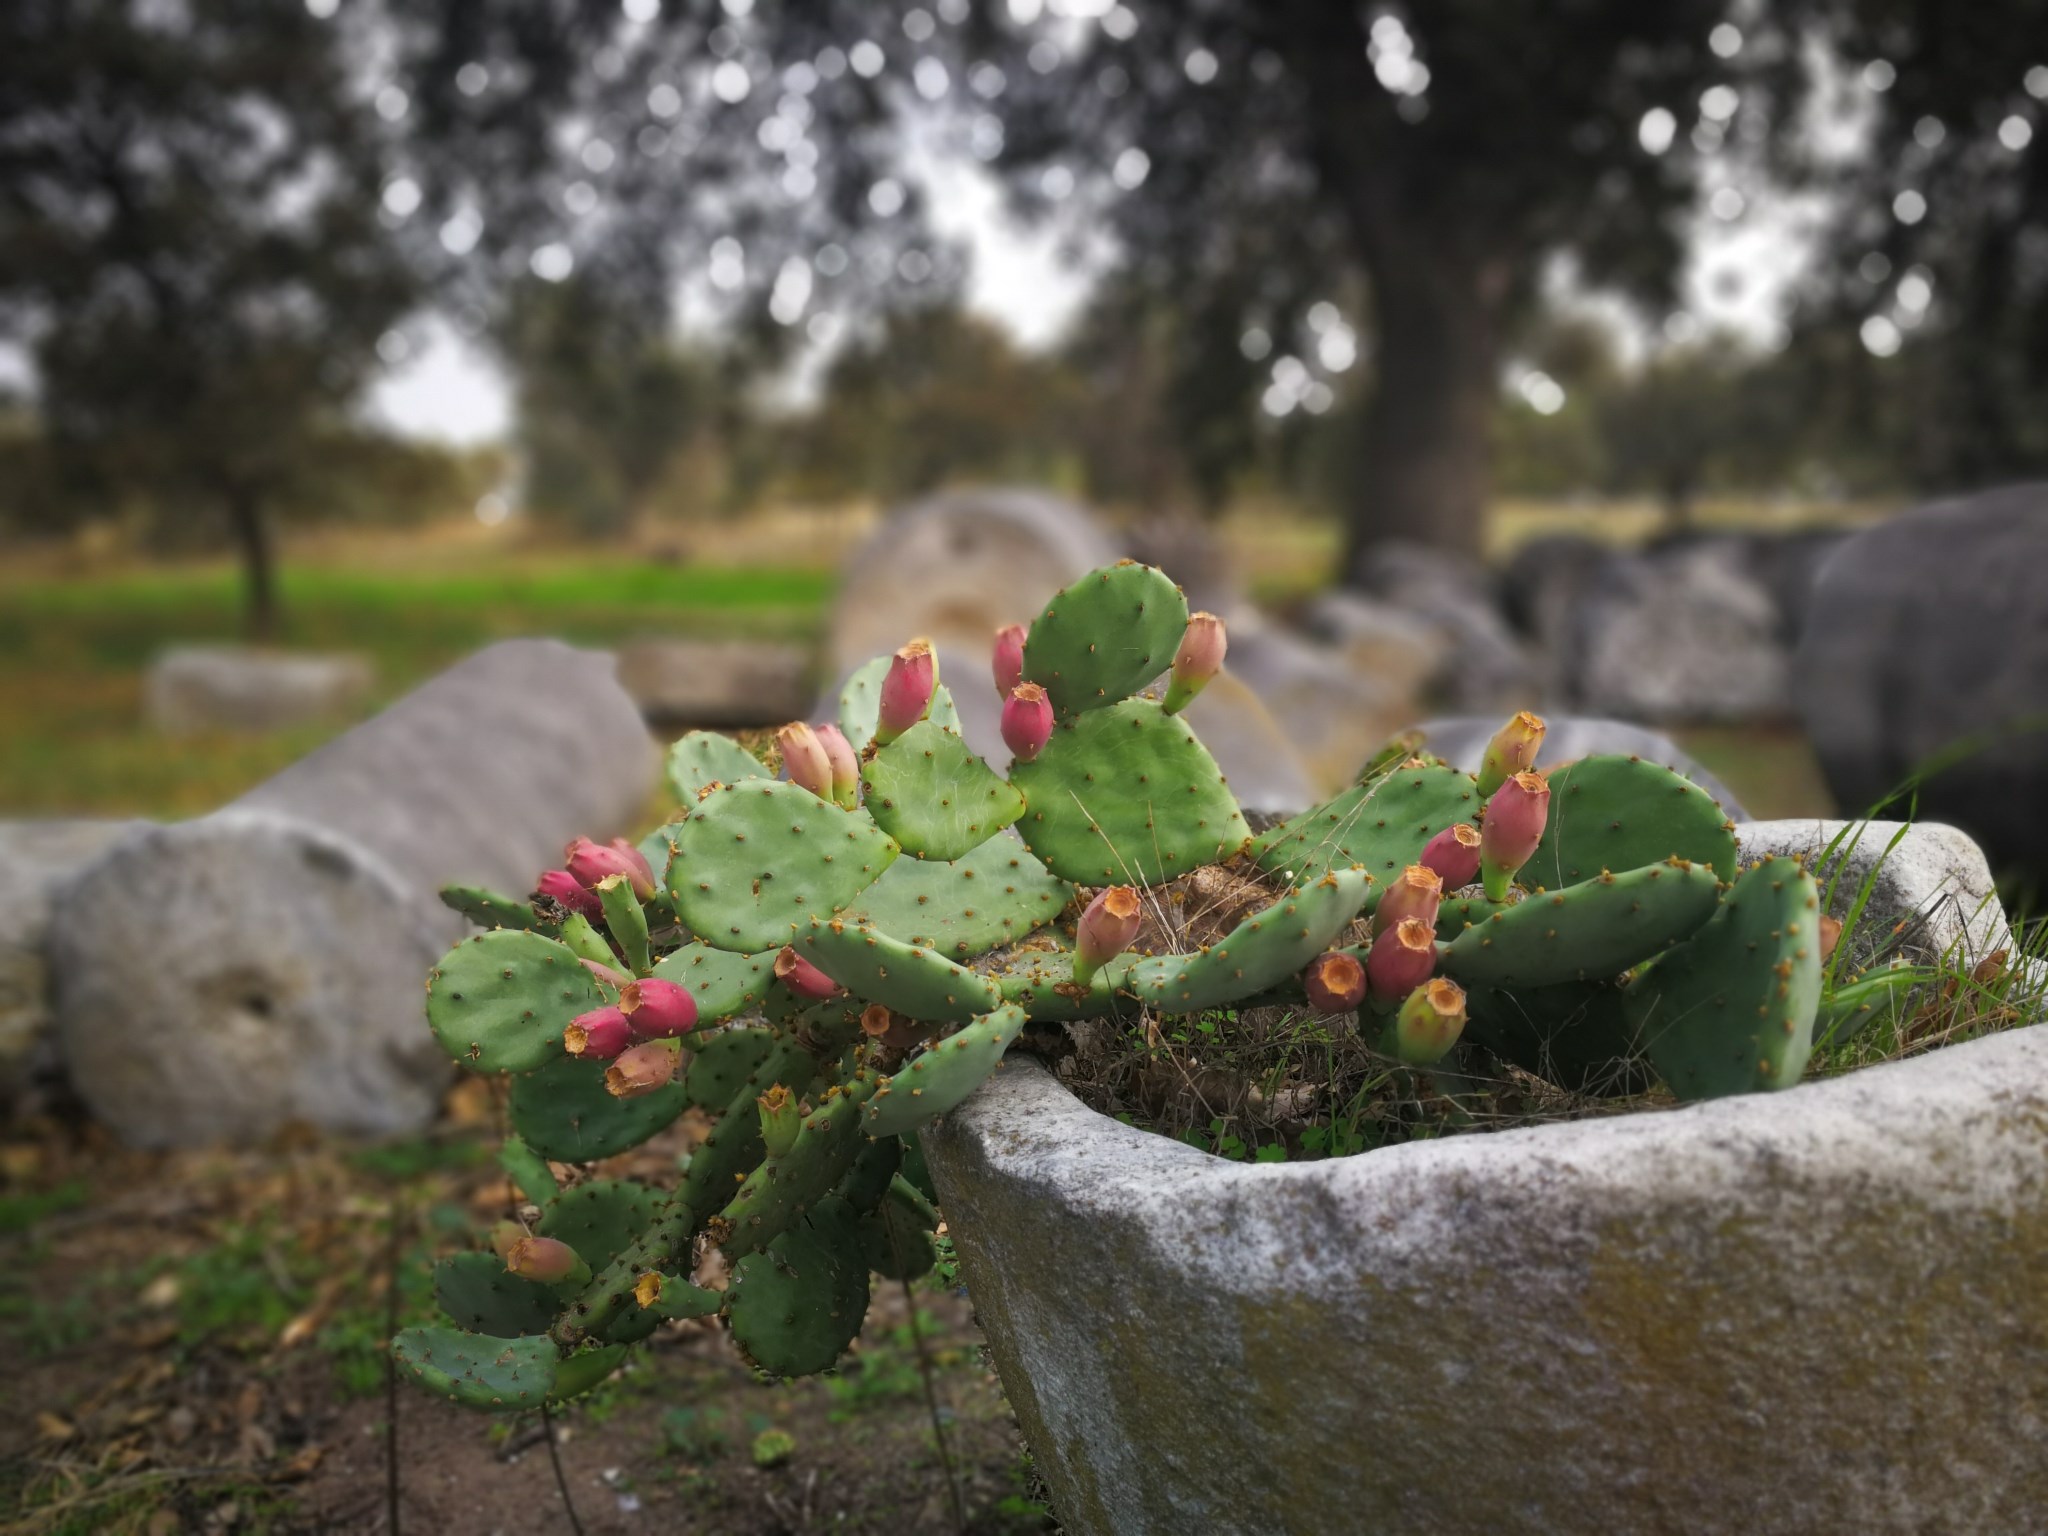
563,1005 -> 633,1059
1366,916 -> 1437,1002
1304,951 -> 1367,1014
618,978 -> 697,1039
1418,823 -> 1483,890
1001,682 -> 1054,763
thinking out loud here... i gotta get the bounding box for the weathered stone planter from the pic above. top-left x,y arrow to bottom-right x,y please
924,1022 -> 2048,1535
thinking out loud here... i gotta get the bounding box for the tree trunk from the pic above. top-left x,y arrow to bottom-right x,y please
1342,252 -> 1507,584
223,486 -> 279,642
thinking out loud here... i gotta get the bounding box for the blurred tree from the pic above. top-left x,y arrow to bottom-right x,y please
791,302 -> 1078,503
985,2 -> 1736,577
503,273 -> 718,535
0,0 -> 415,637
1770,0 -> 2048,490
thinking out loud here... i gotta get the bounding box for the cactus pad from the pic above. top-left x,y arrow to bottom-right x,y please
433,1252 -> 561,1338
440,885 -> 550,933
844,833 -> 1072,959
836,1136 -> 903,1213
839,655 -> 962,754
1435,892 -> 1512,942
727,1197 -> 871,1377
509,1054 -> 688,1162
1634,856 -> 1824,1100
1527,755 -> 1740,889
1010,699 -> 1249,885
717,1075 -> 875,1258
1021,561 -> 1189,716
538,1178 -> 665,1270
861,1177 -> 940,1280
1122,868 -> 1374,1014
651,943 -> 785,1024
1252,764 -> 1480,889
392,1327 -> 558,1411
426,930 -> 601,1074
860,721 -> 1027,861
498,1136 -> 558,1203
866,1003 -> 1028,1136
667,729 -> 769,804
1438,861 -> 1722,989
987,943 -> 1134,1022
799,918 -> 1004,1021
666,779 -> 900,953
682,1026 -> 778,1110
549,1343 -> 630,1401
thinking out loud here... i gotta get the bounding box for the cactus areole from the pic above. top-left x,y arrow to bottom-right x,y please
405,558 -> 1861,1428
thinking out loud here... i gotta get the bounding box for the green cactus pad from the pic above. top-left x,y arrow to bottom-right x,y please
727,1196 -> 871,1378
866,1004 -> 1028,1137
498,1136 -> 558,1203
1009,699 -> 1250,885
651,1277 -> 725,1320
426,930 -> 602,1074
843,833 -> 1071,959
549,1343 -> 630,1401
898,1134 -> 938,1205
682,1026 -> 778,1110
1438,861 -> 1722,989
433,1252 -> 562,1338
1121,868 -> 1375,1014
1461,980 -> 1647,1094
717,1075 -> 876,1259
1527,755 -> 1741,889
860,721 -> 1027,861
1021,562 -> 1189,717
667,729 -> 770,804
391,1326 -> 557,1411
1634,856 -> 1824,1101
680,1037 -> 819,1224
799,918 -> 1005,1021
839,654 -> 962,754
440,885 -> 550,933
988,945 -> 1134,1022
509,1054 -> 688,1162
836,1136 -> 903,1214
861,1178 -> 941,1280
538,1179 -> 665,1271
1435,893 -> 1512,942
666,778 -> 901,953
651,943 -> 786,1024
1251,763 -> 1480,890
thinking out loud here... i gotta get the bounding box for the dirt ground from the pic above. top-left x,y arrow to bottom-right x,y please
0,1104 -> 1057,1536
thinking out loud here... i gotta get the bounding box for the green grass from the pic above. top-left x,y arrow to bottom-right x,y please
0,554 -> 832,817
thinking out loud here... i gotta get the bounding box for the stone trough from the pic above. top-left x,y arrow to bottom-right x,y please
922,821 -> 2041,1535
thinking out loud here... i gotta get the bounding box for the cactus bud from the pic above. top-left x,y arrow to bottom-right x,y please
815,722 -> 861,810
1477,711 -> 1547,798
605,1040 -> 681,1099
617,977 -> 697,1039
874,637 -> 938,745
1000,682 -> 1054,763
1303,951 -> 1367,1014
564,1005 -> 633,1060
860,1002 -> 896,1038
1372,864 -> 1443,937
777,721 -> 834,801
565,836 -> 647,896
992,622 -> 1027,697
1074,885 -> 1143,986
774,945 -> 842,1000
534,868 -> 604,924
1366,917 -> 1438,1002
608,838 -> 658,899
634,1271 -> 664,1310
758,1084 -> 802,1157
1480,770 -> 1550,902
1388,977 -> 1469,1065
1418,823 -> 1483,890
505,1235 -> 590,1287
1163,612 -> 1227,715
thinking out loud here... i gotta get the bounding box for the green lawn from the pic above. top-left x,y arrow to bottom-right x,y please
0,557 -> 833,818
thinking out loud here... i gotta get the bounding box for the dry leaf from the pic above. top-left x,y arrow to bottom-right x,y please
35,1411 -> 76,1441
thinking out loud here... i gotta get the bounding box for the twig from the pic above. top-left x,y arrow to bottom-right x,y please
900,1273 -> 968,1533
384,1193 -> 404,1536
540,1402 -> 586,1536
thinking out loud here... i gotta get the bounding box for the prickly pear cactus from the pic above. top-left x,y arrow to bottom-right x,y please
398,562 -> 1847,1411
